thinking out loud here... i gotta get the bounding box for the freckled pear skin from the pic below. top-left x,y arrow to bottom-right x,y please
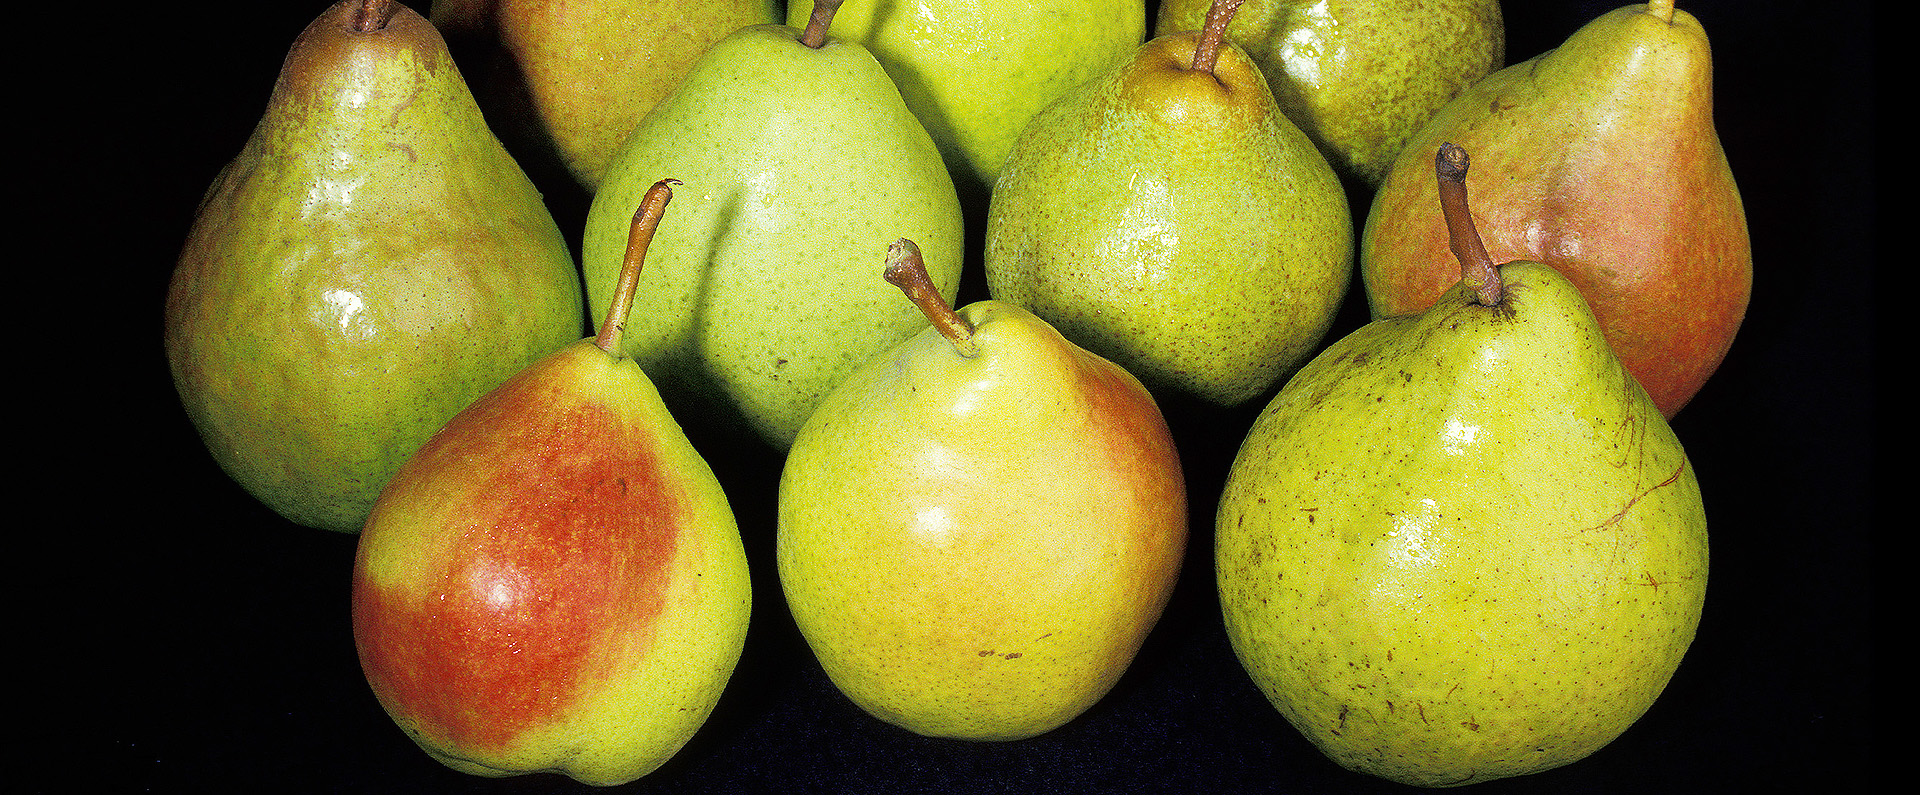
778,284 -> 1186,741
163,0 -> 583,533
985,11 -> 1351,407
1155,0 -> 1504,186
1215,258 -> 1708,787
582,20 -> 964,450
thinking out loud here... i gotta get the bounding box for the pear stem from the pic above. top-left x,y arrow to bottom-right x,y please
350,0 -> 396,33
883,239 -> 977,358
1648,0 -> 1676,24
799,0 -> 844,49
1191,0 -> 1246,77
596,179 -> 679,354
1435,143 -> 1504,307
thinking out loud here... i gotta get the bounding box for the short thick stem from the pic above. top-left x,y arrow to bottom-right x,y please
350,0 -> 396,32
1648,0 -> 1677,24
884,239 -> 976,358
597,179 -> 679,353
799,0 -> 844,49
1435,143 -> 1503,307
1191,0 -> 1246,77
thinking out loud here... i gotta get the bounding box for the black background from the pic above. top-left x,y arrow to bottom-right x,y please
43,1 -> 1877,792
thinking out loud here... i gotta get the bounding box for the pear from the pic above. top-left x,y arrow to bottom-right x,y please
430,0 -> 779,192
985,0 -> 1350,408
1155,0 -> 1503,186
164,0 -> 583,533
1216,144 -> 1709,787
352,181 -> 751,786
1361,0 -> 1749,418
797,0 -> 1144,197
582,0 -> 965,450
777,240 -> 1187,741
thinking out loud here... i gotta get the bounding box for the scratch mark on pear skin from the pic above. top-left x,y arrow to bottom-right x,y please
1591,460 -> 1688,532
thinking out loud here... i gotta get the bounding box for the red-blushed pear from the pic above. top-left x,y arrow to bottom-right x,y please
777,240 -> 1187,741
351,181 -> 750,786
1361,0 -> 1748,417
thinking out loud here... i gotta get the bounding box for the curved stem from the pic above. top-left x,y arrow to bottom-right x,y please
799,0 -> 844,49
1435,143 -> 1503,307
883,239 -> 976,358
350,0 -> 396,33
597,179 -> 679,353
1191,0 -> 1246,77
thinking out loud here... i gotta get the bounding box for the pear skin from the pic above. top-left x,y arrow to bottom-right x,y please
583,8 -> 964,450
1155,0 -> 1504,186
801,0 -> 1144,197
986,0 -> 1351,407
164,0 -> 583,533
1217,146 -> 1708,787
1361,0 -> 1750,417
432,0 -> 779,191
778,242 -> 1187,741
352,182 -> 750,785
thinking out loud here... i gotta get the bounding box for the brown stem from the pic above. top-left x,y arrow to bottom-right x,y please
799,0 -> 845,49
597,179 -> 680,353
1190,0 -> 1246,77
1436,143 -> 1503,307
883,239 -> 976,358
350,0 -> 396,33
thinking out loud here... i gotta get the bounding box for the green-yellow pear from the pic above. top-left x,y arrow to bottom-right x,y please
797,0 -> 1145,197
985,0 -> 1350,407
353,182 -> 750,786
583,0 -> 964,450
778,240 -> 1187,741
430,0 -> 778,191
164,0 -> 583,533
1216,145 -> 1708,787
1361,0 -> 1748,418
1156,0 -> 1503,186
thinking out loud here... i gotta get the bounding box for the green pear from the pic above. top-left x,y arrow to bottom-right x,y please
985,0 -> 1350,408
164,0 -> 583,533
1362,0 -> 1749,418
1156,0 -> 1503,186
353,181 -> 750,786
583,0 -> 964,450
430,0 -> 779,191
796,0 -> 1144,197
1216,144 -> 1708,787
778,240 -> 1186,741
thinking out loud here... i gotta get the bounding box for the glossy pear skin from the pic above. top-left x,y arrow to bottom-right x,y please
1157,0 -> 1503,186
353,339 -> 750,786
985,29 -> 1351,407
798,0 -> 1144,194
1217,262 -> 1708,787
1362,3 -> 1749,418
431,0 -> 779,191
779,301 -> 1187,741
164,0 -> 583,533
583,25 -> 964,449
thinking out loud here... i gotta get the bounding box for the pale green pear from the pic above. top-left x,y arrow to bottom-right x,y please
583,1 -> 964,449
164,0 -> 583,533
1216,145 -> 1707,787
1156,0 -> 1503,186
354,182 -> 750,786
778,241 -> 1186,741
431,0 -> 779,191
985,0 -> 1350,407
796,0 -> 1145,196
